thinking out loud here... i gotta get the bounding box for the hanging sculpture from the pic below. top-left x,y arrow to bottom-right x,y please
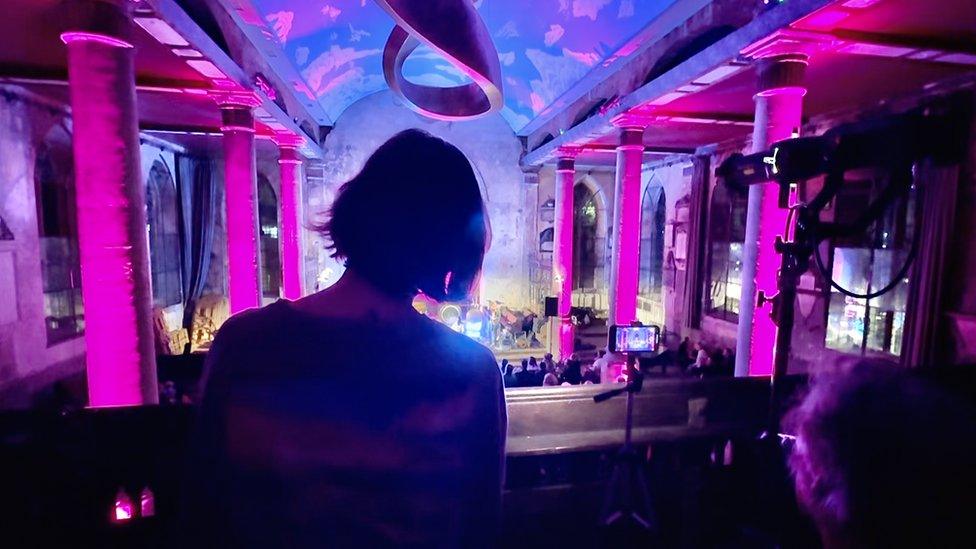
374,0 -> 503,120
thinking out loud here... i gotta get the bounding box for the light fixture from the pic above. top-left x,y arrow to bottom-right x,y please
171,48 -> 203,58
134,17 -> 189,47
186,60 -> 227,79
692,64 -> 743,85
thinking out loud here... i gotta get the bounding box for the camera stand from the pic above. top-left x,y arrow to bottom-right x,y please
594,353 -> 655,532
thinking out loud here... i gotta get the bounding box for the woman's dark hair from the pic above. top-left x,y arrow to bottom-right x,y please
319,129 -> 487,301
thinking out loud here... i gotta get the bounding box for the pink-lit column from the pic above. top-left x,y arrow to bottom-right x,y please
607,126 -> 645,326
61,0 -> 157,406
219,99 -> 262,313
552,152 -> 578,361
274,135 -> 305,300
735,54 -> 807,376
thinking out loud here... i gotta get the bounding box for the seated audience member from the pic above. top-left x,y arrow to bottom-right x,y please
560,359 -> 583,385
516,359 -> 536,387
786,362 -> 976,549
179,130 -> 506,548
542,365 -> 560,387
688,342 -> 710,376
502,363 -> 517,388
542,353 -> 555,372
582,364 -> 600,384
676,336 -> 692,370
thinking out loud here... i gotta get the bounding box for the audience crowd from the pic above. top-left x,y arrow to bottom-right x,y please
501,336 -> 735,388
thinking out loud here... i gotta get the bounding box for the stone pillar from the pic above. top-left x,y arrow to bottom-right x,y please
552,152 -> 578,361
61,0 -> 157,406
608,126 -> 645,326
218,97 -> 262,313
275,135 -> 305,301
735,54 -> 807,376
522,166 -> 541,308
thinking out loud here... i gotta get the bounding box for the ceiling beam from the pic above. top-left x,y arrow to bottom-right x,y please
521,0 -> 832,168
143,0 -> 324,160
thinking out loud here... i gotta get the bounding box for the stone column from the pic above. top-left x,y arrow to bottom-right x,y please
61,0 -> 157,406
218,97 -> 262,313
274,135 -> 305,300
552,151 -> 578,361
522,166 -> 541,307
608,126 -> 645,326
735,54 -> 807,376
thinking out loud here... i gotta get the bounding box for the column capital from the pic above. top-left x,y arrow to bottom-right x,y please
616,125 -> 644,150
211,90 -> 262,110
218,101 -> 256,134
61,0 -> 133,47
277,145 -> 303,165
521,165 -> 542,185
555,155 -> 577,173
610,111 -> 653,130
272,131 -> 304,149
556,145 -> 583,160
756,54 -> 808,97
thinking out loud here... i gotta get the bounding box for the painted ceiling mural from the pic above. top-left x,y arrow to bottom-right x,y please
249,0 -> 676,132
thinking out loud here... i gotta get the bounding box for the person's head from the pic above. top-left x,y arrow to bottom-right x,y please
521,359 -> 528,369
529,357 -> 537,366
786,361 -> 976,548
318,129 -> 487,301
598,349 -> 606,358
505,364 -> 514,375
501,359 -> 509,368
545,353 -> 553,362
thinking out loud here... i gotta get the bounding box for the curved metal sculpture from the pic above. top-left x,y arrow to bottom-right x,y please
375,0 -> 504,120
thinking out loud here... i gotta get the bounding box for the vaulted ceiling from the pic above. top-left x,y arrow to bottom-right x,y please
247,0 -> 678,131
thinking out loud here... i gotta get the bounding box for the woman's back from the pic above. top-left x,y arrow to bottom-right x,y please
181,300 -> 506,548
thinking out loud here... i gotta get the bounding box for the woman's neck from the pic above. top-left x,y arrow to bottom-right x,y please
294,268 -> 417,321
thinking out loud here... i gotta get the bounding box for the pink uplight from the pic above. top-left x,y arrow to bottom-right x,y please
222,123 -> 262,313
553,157 -> 576,361
65,32 -> 157,406
112,489 -> 134,523
746,88 -> 805,376
609,130 -> 644,326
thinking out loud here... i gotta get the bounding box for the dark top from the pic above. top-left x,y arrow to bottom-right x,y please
179,300 -> 507,548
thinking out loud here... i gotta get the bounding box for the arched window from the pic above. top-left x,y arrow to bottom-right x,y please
34,135 -> 83,344
706,182 -> 748,320
639,186 -> 666,298
258,175 -> 281,299
573,183 -> 598,290
146,160 -> 183,307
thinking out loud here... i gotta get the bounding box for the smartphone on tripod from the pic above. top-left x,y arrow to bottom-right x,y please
608,324 -> 660,354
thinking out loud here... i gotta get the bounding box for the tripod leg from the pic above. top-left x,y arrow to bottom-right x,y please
631,460 -> 656,530
602,459 -> 625,526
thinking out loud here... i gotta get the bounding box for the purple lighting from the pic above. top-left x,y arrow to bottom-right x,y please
276,136 -> 305,300
219,102 -> 263,313
63,26 -> 158,407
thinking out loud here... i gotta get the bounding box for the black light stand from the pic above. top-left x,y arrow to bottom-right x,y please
718,96 -> 969,432
593,352 -> 655,531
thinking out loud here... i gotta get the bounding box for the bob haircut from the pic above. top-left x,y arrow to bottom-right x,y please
318,129 -> 488,302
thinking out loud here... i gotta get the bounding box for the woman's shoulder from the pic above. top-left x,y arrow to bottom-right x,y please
417,315 -> 499,373
210,300 -> 293,347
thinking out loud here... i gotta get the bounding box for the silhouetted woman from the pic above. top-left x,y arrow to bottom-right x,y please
180,130 -> 505,548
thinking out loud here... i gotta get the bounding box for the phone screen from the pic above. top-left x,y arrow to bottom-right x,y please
610,325 -> 660,353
